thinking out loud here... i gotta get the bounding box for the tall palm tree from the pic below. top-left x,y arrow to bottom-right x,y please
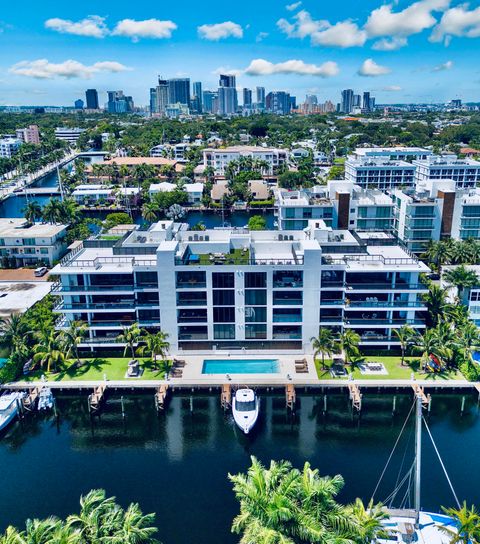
422,285 -> 448,327
393,325 -> 415,366
412,329 -> 441,369
142,201 -> 159,224
423,240 -> 452,273
32,331 -> 66,372
451,240 -> 475,265
340,329 -> 360,365
444,265 -> 479,303
440,502 -> 480,544
138,330 -> 170,368
0,314 -> 30,351
311,329 -> 338,370
62,320 -> 88,364
22,201 -> 42,224
41,199 -> 63,224
117,324 -> 142,360
229,456 -> 360,544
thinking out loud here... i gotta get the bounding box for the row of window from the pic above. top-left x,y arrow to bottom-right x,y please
178,324 -> 302,341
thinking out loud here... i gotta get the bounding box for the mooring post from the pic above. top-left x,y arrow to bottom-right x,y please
461,396 -> 466,415
427,396 -> 432,413
392,395 -> 396,415
190,396 -> 193,412
53,398 -> 58,419
121,396 -> 125,419
323,394 -> 327,414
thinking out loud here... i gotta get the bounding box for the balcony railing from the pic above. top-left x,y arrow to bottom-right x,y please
55,302 -> 136,311
60,256 -> 157,269
322,254 -> 419,266
346,283 -> 427,290
51,282 -> 158,293
272,333 -> 302,340
320,299 -> 344,305
345,318 -> 425,325
347,300 -> 424,308
272,314 -> 302,323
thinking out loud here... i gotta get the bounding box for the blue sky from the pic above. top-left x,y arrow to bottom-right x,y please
1,0 -> 480,106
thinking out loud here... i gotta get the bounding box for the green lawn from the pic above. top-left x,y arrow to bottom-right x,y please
315,356 -> 465,381
196,248 -> 250,265
23,358 -> 166,382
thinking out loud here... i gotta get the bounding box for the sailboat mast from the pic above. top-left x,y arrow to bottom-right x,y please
414,393 -> 422,528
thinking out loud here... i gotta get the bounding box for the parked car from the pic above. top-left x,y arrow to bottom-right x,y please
34,266 -> 48,277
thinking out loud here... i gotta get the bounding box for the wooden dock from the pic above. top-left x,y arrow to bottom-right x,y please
22,386 -> 42,412
221,384 -> 232,410
155,385 -> 169,411
285,384 -> 296,410
411,383 -> 431,407
89,385 -> 106,412
348,383 -> 362,411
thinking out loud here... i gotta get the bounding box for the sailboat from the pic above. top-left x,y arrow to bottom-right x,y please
232,388 -> 259,434
376,394 -> 459,544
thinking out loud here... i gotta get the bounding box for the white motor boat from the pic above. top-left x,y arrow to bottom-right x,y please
232,388 -> 259,434
0,392 -> 25,433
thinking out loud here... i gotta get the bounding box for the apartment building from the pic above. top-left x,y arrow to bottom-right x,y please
203,146 -> 288,176
0,137 -> 22,158
414,155 -> 480,189
15,125 -> 40,145
352,147 -> 432,162
345,157 -> 416,190
54,128 -> 86,146
0,219 -> 68,266
51,220 -> 428,353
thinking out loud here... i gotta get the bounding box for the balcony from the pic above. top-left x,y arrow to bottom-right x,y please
347,300 -> 424,308
346,283 -> 427,291
51,282 -> 135,293
344,318 -> 425,326
54,302 -> 135,311
320,299 -> 344,305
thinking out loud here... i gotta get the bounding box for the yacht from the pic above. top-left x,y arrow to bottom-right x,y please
0,392 -> 25,432
232,388 -> 259,434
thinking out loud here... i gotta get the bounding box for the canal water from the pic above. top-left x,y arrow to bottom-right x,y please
0,391 -> 478,543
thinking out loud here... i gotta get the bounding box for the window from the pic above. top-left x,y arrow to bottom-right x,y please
245,307 -> 267,322
178,326 -> 208,340
273,325 -> 302,339
245,272 -> 266,288
91,273 -> 134,287
213,306 -> 235,323
214,324 -> 235,339
177,291 -> 207,306
22,238 -> 35,245
273,291 -> 303,305
40,248 -> 49,254
245,324 -> 267,339
212,272 -> 234,288
176,271 -> 206,288
177,309 -> 207,323
245,290 -> 266,305
213,290 -> 235,305
273,271 -> 303,288
135,271 -> 158,286
273,308 -> 302,322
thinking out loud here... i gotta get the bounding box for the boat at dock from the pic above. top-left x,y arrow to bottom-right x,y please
232,388 -> 259,434
37,388 -> 54,411
0,392 -> 25,432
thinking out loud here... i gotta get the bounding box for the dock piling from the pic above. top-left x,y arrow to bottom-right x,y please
285,384 -> 296,410
155,385 -> 169,411
221,384 -> 232,410
392,395 -> 396,415
348,383 -> 362,412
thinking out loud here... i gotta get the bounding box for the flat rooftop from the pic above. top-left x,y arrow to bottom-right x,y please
0,219 -> 67,238
0,281 -> 52,317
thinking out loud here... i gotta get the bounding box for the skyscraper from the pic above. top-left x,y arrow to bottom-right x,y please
74,99 -> 84,110
242,88 -> 252,107
107,91 -> 134,113
167,78 -> 190,106
256,86 -> 266,108
353,94 -> 361,108
191,82 -> 203,113
85,89 -> 99,110
150,77 -> 169,115
266,91 -> 291,115
341,89 -> 354,114
202,91 -> 218,114
217,74 -> 238,115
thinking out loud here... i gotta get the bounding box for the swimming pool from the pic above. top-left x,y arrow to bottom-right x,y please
202,359 -> 279,374
473,351 -> 480,363
0,358 -> 7,368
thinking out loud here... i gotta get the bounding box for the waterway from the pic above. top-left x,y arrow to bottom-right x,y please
0,391 -> 478,543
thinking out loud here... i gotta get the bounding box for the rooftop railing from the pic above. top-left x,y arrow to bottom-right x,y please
322,253 -> 419,266
60,255 -> 157,269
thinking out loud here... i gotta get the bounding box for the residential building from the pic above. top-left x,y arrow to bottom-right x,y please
256,86 -> 266,108
149,182 -> 177,197
210,180 -> 230,203
414,155 -> 480,189
218,75 -> 238,115
165,103 -> 190,119
54,128 -> 86,145
107,91 -> 134,113
266,91 -> 291,115
150,77 -> 169,115
0,137 -> 22,158
345,156 -> 416,190
167,78 -> 190,106
99,156 -> 184,174
203,146 -> 288,176
85,89 -> 99,110
248,180 -> 270,201
15,125 -> 40,145
184,182 -> 204,204
51,221 -> 428,352
71,185 -> 139,206
193,82 -> 202,106
352,147 -> 432,162
202,91 -> 218,114
341,89 -> 354,113
0,218 -> 68,266
362,92 -> 371,112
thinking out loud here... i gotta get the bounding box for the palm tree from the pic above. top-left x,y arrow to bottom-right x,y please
0,314 -> 30,351
423,240 -> 452,273
393,325 -> 415,366
229,456 -> 360,544
117,324 -> 142,361
340,329 -> 360,365
423,284 -> 448,327
412,329 -> 441,369
32,331 -> 66,372
451,240 -> 475,265
42,199 -> 63,224
348,498 -> 390,543
142,201 -> 159,224
22,201 -> 42,224
138,330 -> 170,368
444,265 -> 479,304
440,502 -> 480,544
311,329 -> 338,370
62,320 -> 87,364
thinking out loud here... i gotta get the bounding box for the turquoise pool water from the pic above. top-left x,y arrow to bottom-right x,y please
202,359 -> 279,374
0,358 -> 7,368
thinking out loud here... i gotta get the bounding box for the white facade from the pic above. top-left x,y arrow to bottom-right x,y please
52,221 -> 429,353
184,183 -> 204,204
414,156 -> 480,189
352,147 -> 432,161
345,157 -> 416,190
0,138 -> 22,158
203,146 -> 288,175
0,219 -> 68,265
55,128 -> 86,145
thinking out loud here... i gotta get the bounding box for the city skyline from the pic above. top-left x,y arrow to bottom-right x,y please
1,0 -> 480,106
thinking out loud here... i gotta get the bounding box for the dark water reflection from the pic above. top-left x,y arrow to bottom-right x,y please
0,391 -> 478,544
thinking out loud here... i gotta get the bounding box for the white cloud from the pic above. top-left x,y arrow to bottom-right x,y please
9,59 -> 131,79
286,1 -> 302,11
213,66 -> 243,77
382,85 -> 402,91
198,21 -> 243,40
358,58 -> 392,77
256,32 -> 269,42
430,4 -> 480,44
45,16 -> 108,38
372,36 -> 408,50
244,58 -> 339,77
364,0 -> 449,38
112,19 -> 177,41
277,10 -> 366,47
432,60 -> 453,71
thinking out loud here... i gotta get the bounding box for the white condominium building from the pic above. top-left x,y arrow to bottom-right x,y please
0,219 -> 68,266
52,221 -> 428,354
203,146 -> 288,175
345,157 -> 416,190
54,128 -> 86,145
414,155 -> 480,189
0,137 -> 22,158
352,147 -> 433,162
